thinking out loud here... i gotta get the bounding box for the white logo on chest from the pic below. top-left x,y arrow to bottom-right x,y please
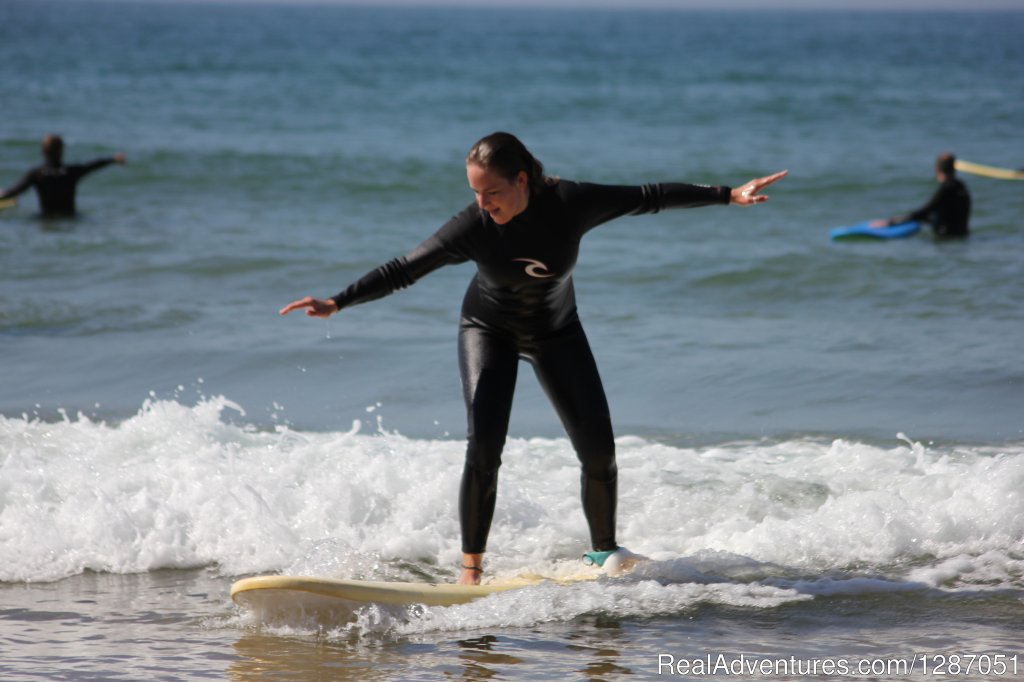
513,258 -> 554,279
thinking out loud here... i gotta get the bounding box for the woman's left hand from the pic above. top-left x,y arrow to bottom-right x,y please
730,170 -> 788,205
279,296 -> 339,318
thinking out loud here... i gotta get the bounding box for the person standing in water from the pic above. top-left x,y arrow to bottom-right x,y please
873,152 -> 971,238
281,132 -> 786,585
0,134 -> 126,217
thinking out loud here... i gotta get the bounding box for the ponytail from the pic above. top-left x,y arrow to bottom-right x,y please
466,132 -> 548,195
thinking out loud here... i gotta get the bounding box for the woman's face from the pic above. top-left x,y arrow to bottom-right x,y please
466,163 -> 529,225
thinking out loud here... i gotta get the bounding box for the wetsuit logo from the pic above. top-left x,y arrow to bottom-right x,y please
513,258 -> 554,279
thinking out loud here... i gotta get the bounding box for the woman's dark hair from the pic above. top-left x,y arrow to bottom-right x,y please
466,132 -> 548,194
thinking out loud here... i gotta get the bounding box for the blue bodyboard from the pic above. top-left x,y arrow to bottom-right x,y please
830,220 -> 920,241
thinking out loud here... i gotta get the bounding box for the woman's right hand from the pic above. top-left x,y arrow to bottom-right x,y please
279,296 -> 339,318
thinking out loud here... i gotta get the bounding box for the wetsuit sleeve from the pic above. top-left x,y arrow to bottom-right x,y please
329,234 -> 465,311
890,182 -> 951,225
568,182 -> 732,234
0,168 -> 39,199
639,182 -> 732,212
69,158 -> 118,181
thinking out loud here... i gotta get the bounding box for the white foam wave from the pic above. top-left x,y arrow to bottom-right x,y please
2,397 -> 1022,595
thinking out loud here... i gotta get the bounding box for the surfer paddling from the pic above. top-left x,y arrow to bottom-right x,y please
281,132 -> 786,585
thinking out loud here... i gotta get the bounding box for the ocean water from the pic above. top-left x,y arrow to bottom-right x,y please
2,1 -> 1023,680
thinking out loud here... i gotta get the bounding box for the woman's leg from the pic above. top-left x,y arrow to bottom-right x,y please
528,322 -> 618,552
457,323 -> 518,583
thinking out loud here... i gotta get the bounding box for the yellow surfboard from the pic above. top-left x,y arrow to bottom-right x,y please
231,572 -> 598,623
0,198 -> 17,210
232,574 -> 526,608
954,159 -> 1024,181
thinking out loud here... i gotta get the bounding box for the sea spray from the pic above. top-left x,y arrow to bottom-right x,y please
3,397 -> 1021,593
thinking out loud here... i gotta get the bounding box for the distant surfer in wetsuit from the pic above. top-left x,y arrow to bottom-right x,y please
872,152 -> 971,238
0,134 -> 126,217
281,132 -> 787,585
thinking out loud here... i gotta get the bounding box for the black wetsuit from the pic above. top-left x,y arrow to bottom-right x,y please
1,158 -> 119,216
330,179 -> 731,553
892,176 -> 971,238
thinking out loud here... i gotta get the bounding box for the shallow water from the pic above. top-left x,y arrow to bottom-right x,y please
2,402 -> 1022,678
3,567 -> 1022,680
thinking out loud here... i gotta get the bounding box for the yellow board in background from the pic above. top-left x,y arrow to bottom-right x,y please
954,159 -> 1024,181
0,198 -> 17,210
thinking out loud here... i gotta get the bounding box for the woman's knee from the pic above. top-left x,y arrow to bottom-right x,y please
465,433 -> 505,473
577,444 -> 616,482
581,453 -> 617,482
573,419 -> 616,481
